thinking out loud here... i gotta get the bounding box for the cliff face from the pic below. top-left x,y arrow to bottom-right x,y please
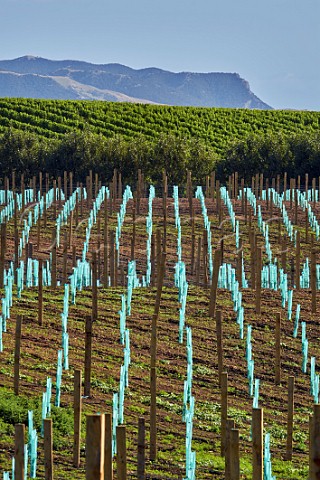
0,56 -> 272,109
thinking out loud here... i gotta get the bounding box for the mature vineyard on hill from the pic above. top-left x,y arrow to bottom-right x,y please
0,98 -> 319,150
2,170 -> 320,479
0,99 -> 320,186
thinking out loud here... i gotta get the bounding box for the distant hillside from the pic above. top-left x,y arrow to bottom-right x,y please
0,55 -> 272,109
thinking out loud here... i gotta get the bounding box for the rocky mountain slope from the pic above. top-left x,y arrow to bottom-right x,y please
0,55 -> 272,109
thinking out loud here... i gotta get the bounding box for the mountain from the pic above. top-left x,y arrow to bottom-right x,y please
0,55 -> 272,109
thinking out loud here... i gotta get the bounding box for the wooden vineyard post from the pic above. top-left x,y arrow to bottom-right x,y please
266,178 -> 269,211
86,414 -> 105,480
225,418 -> 235,479
311,249 -> 317,314
70,171 -> 73,197
69,210 -> 74,249
116,425 -> 127,480
89,170 -> 94,206
53,179 -> 57,219
109,181 -> 114,215
230,428 -> 240,480
209,249 -> 221,318
37,214 -> 41,250
12,170 -> 16,193
38,259 -> 43,326
120,264 -> 125,287
276,174 -> 280,194
244,189 -> 248,224
255,246 -> 262,314
228,175 -> 232,199
80,183 -> 84,218
310,404 -> 320,479
92,252 -> 98,322
110,231 -> 116,287
154,252 -> 166,318
210,171 -> 216,199
252,408 -> 263,480
131,198 -> 136,261
275,312 -> 281,385
236,240 -> 242,288
58,176 -> 62,209
136,169 -> 141,215
84,316 -> 93,397
271,177 -> 275,191
269,185 -> 274,219
75,190 -> 79,226
44,418 -> 54,480
216,180 -> 221,217
187,170 -> 193,218
137,417 -> 145,480
206,175 -> 210,196
104,413 -> 113,480
306,207 -> 309,243
45,172 -> 49,195
63,231 -> 68,285
220,372 -> 228,456
216,311 -> 224,386
294,189 -> 298,225
72,245 -> 77,268
249,220 -> 256,290
295,230 -> 301,290
191,230 -> 195,276
195,236 -> 202,286
64,170 -> 68,200
14,315 -> 22,395
259,173 -> 263,200
286,376 -> 294,461
94,172 -> 99,199
151,234 -> 155,287
240,178 -> 245,213
255,172 -> 259,199
156,228 -> 162,282
14,213 -> 19,282
118,172 -> 122,199
73,369 -> 82,468
202,229 -> 208,288
219,193 -> 223,234
290,258 -> 295,289
4,176 -> 9,204
289,178 -> 292,209
14,423 -> 25,480
44,188 -> 47,228
235,171 -> 239,199
112,169 -> 117,204
163,170 -> 167,252
283,171 -> 287,200
150,252 -> 166,462
51,229 -> 57,289
150,366 -> 157,461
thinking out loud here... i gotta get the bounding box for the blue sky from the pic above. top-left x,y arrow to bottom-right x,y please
1,0 -> 319,110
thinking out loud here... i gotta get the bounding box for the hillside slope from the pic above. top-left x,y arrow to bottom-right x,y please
0,55 -> 271,108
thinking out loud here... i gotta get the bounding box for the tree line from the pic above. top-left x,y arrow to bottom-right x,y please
0,128 -> 319,187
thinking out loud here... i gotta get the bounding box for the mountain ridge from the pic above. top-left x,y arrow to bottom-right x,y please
0,55 -> 272,109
